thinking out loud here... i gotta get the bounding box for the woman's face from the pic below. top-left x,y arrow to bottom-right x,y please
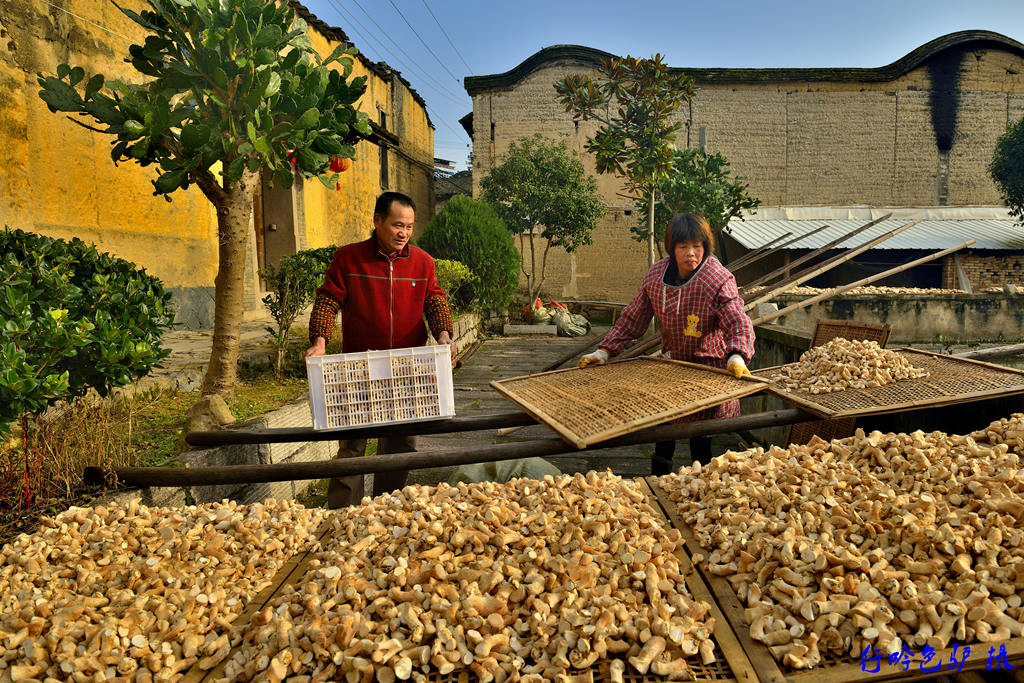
674,239 -> 705,277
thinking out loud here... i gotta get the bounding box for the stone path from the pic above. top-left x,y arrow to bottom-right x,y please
406,327 -> 744,488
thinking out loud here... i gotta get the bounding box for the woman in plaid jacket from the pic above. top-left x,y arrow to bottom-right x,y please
579,213 -> 755,473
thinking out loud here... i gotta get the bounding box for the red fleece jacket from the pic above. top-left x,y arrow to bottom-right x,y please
315,236 -> 446,352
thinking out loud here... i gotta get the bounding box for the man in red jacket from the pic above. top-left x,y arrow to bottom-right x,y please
305,191 -> 456,507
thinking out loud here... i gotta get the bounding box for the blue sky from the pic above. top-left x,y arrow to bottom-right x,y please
299,0 -> 1024,171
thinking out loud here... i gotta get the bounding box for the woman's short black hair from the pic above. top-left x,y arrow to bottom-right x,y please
664,213 -> 714,257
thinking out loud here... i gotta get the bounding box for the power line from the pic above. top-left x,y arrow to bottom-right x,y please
327,0 -> 467,105
347,0 -> 468,102
42,1 -> 132,42
385,0 -> 461,84
419,0 -> 473,76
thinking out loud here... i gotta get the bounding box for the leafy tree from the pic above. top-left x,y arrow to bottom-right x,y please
634,148 -> 761,258
433,259 -> 478,313
416,195 -> 519,313
555,55 -> 696,266
36,0 -> 371,401
990,115 -> 1024,226
481,135 -> 606,301
260,246 -> 337,378
0,227 -> 173,436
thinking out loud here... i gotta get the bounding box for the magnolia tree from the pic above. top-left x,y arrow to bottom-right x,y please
990,115 -> 1024,227
37,0 -> 370,400
555,55 -> 695,267
635,147 -> 761,259
481,135 -> 606,302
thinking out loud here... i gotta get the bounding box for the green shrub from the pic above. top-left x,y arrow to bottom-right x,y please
433,259 -> 478,313
0,226 -> 173,436
260,246 -> 338,377
417,195 -> 518,312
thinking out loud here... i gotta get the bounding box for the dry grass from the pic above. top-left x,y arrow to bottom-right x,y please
0,377 -> 309,546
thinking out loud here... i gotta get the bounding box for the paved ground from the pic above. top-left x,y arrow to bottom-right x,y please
406,327 -> 744,489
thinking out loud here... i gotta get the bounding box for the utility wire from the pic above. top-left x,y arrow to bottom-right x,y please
385,0 -> 462,84
327,0 -> 467,105
347,0 -> 468,101
42,1 -> 132,42
419,0 -> 473,75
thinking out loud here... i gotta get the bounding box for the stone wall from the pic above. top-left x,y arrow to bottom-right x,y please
466,35 -> 1024,304
769,293 -> 1024,344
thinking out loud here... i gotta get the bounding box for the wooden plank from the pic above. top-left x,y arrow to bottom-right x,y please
180,519 -> 335,682
646,478 -> 1024,683
645,477 -> 788,683
637,477 -> 758,683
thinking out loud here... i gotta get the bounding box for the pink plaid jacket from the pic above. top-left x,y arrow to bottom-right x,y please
599,255 -> 755,419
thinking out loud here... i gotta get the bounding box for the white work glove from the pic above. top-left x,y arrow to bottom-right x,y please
727,353 -> 750,379
578,348 -> 609,368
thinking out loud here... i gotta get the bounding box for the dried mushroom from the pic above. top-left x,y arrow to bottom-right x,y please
658,414 -> 1024,669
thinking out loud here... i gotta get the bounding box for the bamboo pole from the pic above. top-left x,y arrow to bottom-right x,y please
726,231 -> 793,270
744,219 -> 921,311
752,239 -> 976,326
185,411 -> 536,447
952,343 -> 1024,361
739,214 -> 892,293
729,224 -> 832,274
89,408 -> 813,488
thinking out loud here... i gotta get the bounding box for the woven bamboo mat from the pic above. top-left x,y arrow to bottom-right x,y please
490,358 -> 769,448
757,348 -> 1024,420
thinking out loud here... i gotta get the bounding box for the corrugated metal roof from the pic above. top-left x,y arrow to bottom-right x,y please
723,219 -> 1024,251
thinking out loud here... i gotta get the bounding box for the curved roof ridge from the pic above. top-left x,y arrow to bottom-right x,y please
464,30 -> 1024,94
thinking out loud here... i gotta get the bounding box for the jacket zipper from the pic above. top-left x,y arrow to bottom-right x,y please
388,259 -> 394,347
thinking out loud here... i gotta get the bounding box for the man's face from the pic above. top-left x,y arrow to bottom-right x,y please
373,202 -> 415,254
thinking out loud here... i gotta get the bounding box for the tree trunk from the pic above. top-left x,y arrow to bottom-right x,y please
647,188 -> 656,267
202,169 -> 260,397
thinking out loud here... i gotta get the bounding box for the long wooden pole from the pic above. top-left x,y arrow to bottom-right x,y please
744,219 -> 921,311
752,240 -> 976,326
739,214 -> 892,293
729,224 -> 832,274
89,408 -> 812,488
186,411 -> 536,447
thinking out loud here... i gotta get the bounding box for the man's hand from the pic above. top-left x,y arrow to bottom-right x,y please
727,353 -> 751,379
438,331 -> 458,366
578,348 -> 609,368
304,337 -> 327,359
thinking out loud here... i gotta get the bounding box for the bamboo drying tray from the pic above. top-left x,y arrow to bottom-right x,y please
756,348 -> 1024,420
490,358 -> 769,449
644,477 -> 1024,683
184,483 -> 756,683
786,319 -> 891,446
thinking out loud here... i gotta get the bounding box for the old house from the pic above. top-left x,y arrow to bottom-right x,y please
463,31 -> 1024,306
0,0 -> 435,328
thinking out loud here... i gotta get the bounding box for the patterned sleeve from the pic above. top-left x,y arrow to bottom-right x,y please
598,286 -> 655,357
716,278 -> 755,362
424,295 -> 453,339
308,292 -> 340,344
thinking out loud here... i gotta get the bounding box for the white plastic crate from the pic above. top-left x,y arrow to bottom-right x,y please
306,344 -> 455,431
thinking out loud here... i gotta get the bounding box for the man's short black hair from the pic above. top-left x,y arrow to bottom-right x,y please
374,191 -> 415,218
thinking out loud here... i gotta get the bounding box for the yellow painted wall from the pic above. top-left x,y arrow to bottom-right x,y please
0,0 -> 434,327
